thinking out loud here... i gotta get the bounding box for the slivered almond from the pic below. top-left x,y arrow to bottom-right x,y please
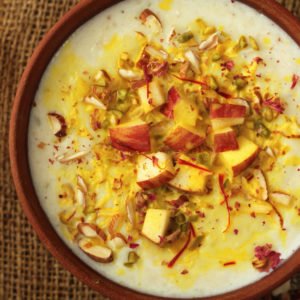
57,150 -> 90,163
199,32 -> 219,50
108,234 -> 126,250
126,198 -> 136,227
78,238 -> 113,263
94,69 -> 111,82
84,96 -> 107,110
76,188 -> 86,208
270,192 -> 291,206
145,45 -> 168,60
184,50 -> 200,73
139,9 -> 162,33
48,113 -> 67,137
119,69 -> 143,80
77,175 -> 88,193
253,169 -> 268,201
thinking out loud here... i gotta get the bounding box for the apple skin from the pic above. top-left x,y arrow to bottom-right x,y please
109,123 -> 151,152
164,126 -> 205,151
232,149 -> 259,176
136,152 -> 175,189
214,128 -> 239,152
210,103 -> 246,119
138,171 -> 175,189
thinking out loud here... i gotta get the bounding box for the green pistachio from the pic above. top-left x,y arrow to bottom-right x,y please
124,251 -> 140,267
262,107 -> 274,122
238,35 -> 248,49
234,78 -> 248,90
177,31 -> 194,43
209,76 -> 218,90
249,36 -> 259,50
189,235 -> 204,250
212,53 -> 221,61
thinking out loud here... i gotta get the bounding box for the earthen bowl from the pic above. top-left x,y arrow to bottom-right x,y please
9,0 -> 300,299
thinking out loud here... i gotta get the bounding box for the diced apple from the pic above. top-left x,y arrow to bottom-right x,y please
213,127 -> 238,153
164,125 -> 205,151
219,136 -> 259,176
169,154 -> 212,193
174,98 -> 198,127
142,209 -> 171,243
137,152 -> 175,189
210,103 -> 246,130
109,121 -> 151,152
137,79 -> 165,113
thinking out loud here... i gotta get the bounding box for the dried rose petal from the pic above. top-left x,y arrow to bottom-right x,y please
253,244 -> 281,272
291,74 -> 299,90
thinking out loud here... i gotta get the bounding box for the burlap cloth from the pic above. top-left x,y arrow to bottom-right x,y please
0,1 -> 300,299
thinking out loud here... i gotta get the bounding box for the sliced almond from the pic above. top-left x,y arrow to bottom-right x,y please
108,214 -> 123,237
270,192 -> 291,206
253,169 -> 268,201
184,50 -> 200,73
84,96 -> 107,110
251,200 -> 272,214
119,69 -> 143,80
57,150 -> 90,163
77,223 -> 98,237
77,222 -> 107,240
228,98 -> 250,115
139,9 -> 162,33
78,238 -> 113,263
59,209 -> 77,224
265,146 -> 275,158
48,113 -> 67,137
145,45 -> 168,60
199,32 -> 219,50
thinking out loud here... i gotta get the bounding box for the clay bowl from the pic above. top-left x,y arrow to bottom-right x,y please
9,0 -> 300,299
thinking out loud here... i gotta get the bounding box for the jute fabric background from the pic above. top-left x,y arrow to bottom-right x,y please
0,0 -> 299,299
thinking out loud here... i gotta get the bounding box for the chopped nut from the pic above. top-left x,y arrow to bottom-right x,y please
249,36 -> 260,50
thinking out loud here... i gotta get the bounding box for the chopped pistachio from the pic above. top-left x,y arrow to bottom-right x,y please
262,107 -> 274,122
196,152 -> 211,166
189,235 -> 204,250
101,119 -> 110,129
204,26 -> 216,35
180,223 -> 189,232
188,215 -> 199,222
212,53 -> 221,61
245,120 -> 255,130
238,35 -> 248,49
234,78 -> 248,90
249,36 -> 259,50
177,31 -> 194,43
255,120 -> 271,138
175,213 -> 186,225
124,251 -> 140,267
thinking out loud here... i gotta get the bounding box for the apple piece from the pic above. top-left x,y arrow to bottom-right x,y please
174,97 -> 198,127
164,125 -> 205,151
137,79 -> 165,113
270,192 -> 291,206
213,127 -> 238,152
210,103 -> 246,130
169,154 -> 212,193
48,113 -> 67,137
142,209 -> 171,243
109,121 -> 151,152
137,152 -> 175,189
219,136 -> 259,176
228,98 -> 250,115
160,86 -> 180,119
78,238 -> 113,263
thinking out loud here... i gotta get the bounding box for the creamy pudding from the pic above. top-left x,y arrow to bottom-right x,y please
28,0 -> 300,298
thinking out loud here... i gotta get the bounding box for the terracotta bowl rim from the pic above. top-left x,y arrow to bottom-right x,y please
9,0 -> 300,299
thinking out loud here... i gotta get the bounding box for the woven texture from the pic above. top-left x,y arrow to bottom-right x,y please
0,1 -> 299,299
